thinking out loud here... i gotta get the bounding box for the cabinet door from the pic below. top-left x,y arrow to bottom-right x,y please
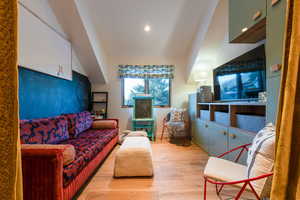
188,94 -> 197,121
266,75 -> 281,123
227,127 -> 255,165
207,122 -> 228,158
266,0 -> 286,78
194,119 -> 209,153
229,0 -> 266,42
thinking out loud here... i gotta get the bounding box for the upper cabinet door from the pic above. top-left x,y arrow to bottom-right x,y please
188,94 -> 197,121
229,0 -> 267,43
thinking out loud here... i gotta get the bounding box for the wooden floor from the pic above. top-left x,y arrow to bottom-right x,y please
77,139 -> 254,200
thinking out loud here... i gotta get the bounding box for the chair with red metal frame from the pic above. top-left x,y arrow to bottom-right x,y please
161,113 -> 171,140
203,143 -> 273,200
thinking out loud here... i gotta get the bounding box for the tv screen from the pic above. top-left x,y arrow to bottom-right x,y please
218,74 -> 238,100
213,45 -> 266,101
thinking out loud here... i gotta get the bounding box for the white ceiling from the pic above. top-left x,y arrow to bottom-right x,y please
82,0 -> 215,59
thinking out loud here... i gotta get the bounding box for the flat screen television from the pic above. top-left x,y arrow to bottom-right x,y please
213,45 -> 266,101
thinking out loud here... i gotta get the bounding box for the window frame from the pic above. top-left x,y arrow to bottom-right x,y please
121,78 -> 171,108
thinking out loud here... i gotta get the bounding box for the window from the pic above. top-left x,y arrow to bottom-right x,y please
122,78 -> 171,107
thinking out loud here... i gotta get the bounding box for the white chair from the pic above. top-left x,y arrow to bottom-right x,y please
203,124 -> 275,200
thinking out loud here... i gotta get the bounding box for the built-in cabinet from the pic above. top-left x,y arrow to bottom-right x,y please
189,94 -> 263,165
229,0 -> 267,43
229,0 -> 286,123
189,0 -> 286,165
266,0 -> 286,123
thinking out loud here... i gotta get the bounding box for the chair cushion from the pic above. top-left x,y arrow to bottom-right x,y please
60,128 -> 118,187
170,108 -> 185,122
204,157 -> 247,187
20,116 -> 69,144
63,111 -> 93,138
246,123 -> 275,197
92,120 -> 117,129
21,144 -> 75,166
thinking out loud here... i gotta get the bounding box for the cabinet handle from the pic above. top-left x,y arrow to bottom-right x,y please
205,124 -> 208,128
271,0 -> 280,6
230,134 -> 237,139
221,131 -> 227,136
252,11 -> 262,21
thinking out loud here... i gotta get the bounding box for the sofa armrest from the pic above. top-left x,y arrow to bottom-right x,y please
94,118 -> 119,128
21,146 -> 64,200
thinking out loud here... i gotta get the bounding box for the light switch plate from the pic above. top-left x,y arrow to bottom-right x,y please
271,0 -> 280,6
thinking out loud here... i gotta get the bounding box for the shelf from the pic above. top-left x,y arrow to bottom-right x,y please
92,101 -> 108,104
196,101 -> 266,133
92,91 -> 108,119
197,102 -> 266,106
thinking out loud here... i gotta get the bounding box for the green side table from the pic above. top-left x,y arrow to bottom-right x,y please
132,118 -> 155,141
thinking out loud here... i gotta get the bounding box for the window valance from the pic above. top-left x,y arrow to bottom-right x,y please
118,65 -> 174,79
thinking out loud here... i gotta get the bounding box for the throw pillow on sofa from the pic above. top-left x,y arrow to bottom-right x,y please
21,144 -> 75,166
92,120 -> 118,129
20,116 -> 69,144
63,111 -> 93,138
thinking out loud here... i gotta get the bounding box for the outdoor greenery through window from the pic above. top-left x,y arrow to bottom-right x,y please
122,78 -> 171,107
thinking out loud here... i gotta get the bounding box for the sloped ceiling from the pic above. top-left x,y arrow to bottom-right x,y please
82,0 -> 216,59
49,0 -> 219,83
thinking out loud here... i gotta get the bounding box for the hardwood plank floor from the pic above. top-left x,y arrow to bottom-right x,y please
77,139 -> 255,200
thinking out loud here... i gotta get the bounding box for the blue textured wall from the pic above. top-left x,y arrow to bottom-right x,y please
19,66 -> 91,120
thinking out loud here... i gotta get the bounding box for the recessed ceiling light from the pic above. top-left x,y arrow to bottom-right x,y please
242,27 -> 248,32
144,25 -> 151,32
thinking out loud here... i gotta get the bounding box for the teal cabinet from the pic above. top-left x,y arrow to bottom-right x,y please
265,0 -> 286,123
194,119 -> 209,153
266,0 -> 286,78
266,74 -> 281,123
207,122 -> 228,158
189,94 -> 197,145
227,127 -> 255,165
188,94 -> 197,121
229,0 -> 267,43
193,119 -> 255,164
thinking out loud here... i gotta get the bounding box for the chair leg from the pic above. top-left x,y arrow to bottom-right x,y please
248,182 -> 260,200
204,178 -> 207,200
161,125 -> 165,141
235,182 -> 248,200
216,184 -> 224,195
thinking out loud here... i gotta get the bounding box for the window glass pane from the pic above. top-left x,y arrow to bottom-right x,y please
149,78 -> 170,106
123,78 -> 145,106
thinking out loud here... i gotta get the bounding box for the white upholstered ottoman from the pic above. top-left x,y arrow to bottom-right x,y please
114,136 -> 153,177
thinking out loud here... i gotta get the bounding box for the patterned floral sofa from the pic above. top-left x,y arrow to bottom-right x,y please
20,111 -> 119,200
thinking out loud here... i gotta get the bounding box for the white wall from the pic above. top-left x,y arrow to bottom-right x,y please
92,56 -> 197,136
18,0 -> 87,78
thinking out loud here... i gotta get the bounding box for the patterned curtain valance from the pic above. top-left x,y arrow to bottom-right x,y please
118,65 -> 174,79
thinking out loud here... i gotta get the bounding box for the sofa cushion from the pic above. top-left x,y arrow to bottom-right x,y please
63,111 -> 93,138
92,120 -> 118,129
60,128 -> 118,187
20,116 -> 69,144
21,144 -> 76,166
